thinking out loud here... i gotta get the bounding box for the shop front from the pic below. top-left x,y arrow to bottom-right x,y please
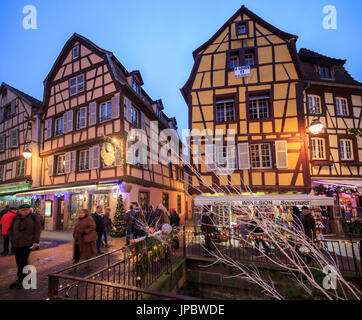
0,182 -> 34,210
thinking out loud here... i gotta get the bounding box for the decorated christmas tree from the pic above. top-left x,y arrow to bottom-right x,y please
110,194 -> 127,237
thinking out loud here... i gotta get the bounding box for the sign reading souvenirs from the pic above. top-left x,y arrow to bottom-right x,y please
234,66 -> 250,78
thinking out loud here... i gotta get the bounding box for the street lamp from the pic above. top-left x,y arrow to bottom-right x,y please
22,146 -> 32,159
308,118 -> 324,135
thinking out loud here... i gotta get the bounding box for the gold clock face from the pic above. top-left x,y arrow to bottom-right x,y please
101,143 -> 115,166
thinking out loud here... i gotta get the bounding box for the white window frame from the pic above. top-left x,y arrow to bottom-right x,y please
250,143 -> 273,169
249,96 -> 270,119
79,150 -> 89,171
307,95 -> 322,114
69,74 -> 84,96
56,154 -> 66,175
237,23 -> 246,35
340,139 -> 353,161
216,100 -> 235,123
99,101 -> 113,123
76,107 -> 87,129
72,45 -> 79,59
336,97 -> 348,116
129,104 -> 140,127
320,66 -> 333,80
311,138 -> 326,160
16,159 -> 26,177
245,53 -> 254,66
55,117 -> 64,136
229,55 -> 239,69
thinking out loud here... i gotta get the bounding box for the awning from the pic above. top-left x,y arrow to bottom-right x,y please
312,179 -> 362,191
16,182 -> 118,197
194,194 -> 335,207
0,183 -> 31,196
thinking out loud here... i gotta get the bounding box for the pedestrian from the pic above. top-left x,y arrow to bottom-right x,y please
170,208 -> 181,228
73,209 -> 98,264
125,205 -> 135,246
249,212 -> 271,255
149,206 -> 158,228
155,204 -> 170,230
300,206 -> 317,265
102,207 -> 115,248
132,207 -> 146,239
91,205 -> 105,254
7,204 -> 41,289
0,207 -> 16,256
201,207 -> 216,255
0,205 -> 9,220
34,209 -> 45,230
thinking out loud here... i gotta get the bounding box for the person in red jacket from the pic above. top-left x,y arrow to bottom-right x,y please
0,207 -> 16,255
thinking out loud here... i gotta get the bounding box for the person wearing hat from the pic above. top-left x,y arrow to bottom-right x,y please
7,204 -> 41,289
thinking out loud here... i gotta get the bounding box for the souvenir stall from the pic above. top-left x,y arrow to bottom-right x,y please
193,194 -> 335,240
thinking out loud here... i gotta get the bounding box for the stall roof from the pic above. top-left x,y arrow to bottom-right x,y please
312,179 -> 362,189
194,194 -> 335,207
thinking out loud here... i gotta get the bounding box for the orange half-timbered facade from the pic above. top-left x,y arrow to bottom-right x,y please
0,83 -> 42,207
17,34 -> 187,230
182,6 -> 310,195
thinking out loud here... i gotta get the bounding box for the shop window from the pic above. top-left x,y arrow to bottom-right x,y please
70,194 -> 87,220
311,138 -> 326,160
340,139 -> 353,160
250,143 -> 272,169
162,193 -> 169,210
138,191 -> 150,210
91,193 -> 109,213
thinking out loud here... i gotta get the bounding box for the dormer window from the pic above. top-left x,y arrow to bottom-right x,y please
320,66 -> 333,79
132,80 -> 140,95
237,23 -> 247,35
156,107 -> 163,120
72,45 -> 79,60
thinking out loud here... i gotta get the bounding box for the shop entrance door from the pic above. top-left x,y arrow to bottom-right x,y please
56,196 -> 65,230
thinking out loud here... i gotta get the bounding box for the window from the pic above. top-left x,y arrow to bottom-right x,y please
79,150 -> 89,171
100,101 -> 112,122
229,52 -> 239,69
216,146 -> 236,169
162,193 -> 169,210
72,45 -> 79,59
244,52 -> 254,66
237,23 -> 247,35
56,155 -> 65,175
250,144 -> 272,169
16,159 -> 25,177
76,107 -> 87,129
177,195 -> 182,215
336,97 -> 348,116
169,163 -> 173,178
216,100 -> 235,122
55,117 -> 64,136
249,96 -> 269,119
138,192 -> 149,210
311,138 -> 326,160
308,95 -> 322,114
132,80 -> 140,95
129,104 -> 140,127
0,164 -> 3,181
9,130 -> 18,148
340,139 -> 353,161
320,66 -> 333,79
156,107 -> 163,120
0,135 -> 5,152
69,74 -> 84,96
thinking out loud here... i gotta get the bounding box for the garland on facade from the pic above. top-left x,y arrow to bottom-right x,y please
110,194 -> 127,237
348,128 -> 362,137
314,184 -> 359,196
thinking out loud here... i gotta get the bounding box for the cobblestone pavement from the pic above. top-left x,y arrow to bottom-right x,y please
0,235 -> 126,300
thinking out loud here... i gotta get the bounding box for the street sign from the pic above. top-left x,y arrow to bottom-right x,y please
234,66 -> 250,78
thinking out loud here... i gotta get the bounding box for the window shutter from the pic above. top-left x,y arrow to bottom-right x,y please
67,110 -> 74,132
0,136 -> 5,152
205,144 -> 216,171
48,156 -> 54,177
89,102 -> 97,126
227,146 -> 236,170
125,97 -> 131,121
45,118 -> 52,140
0,108 -> 4,122
70,150 -> 77,172
10,100 -> 16,115
10,130 -> 18,148
237,143 -> 250,170
0,164 -> 3,181
141,112 -> 146,131
80,106 -> 87,129
112,95 -> 120,119
65,152 -> 71,174
90,145 -> 100,169
275,140 -> 288,169
63,112 -> 68,133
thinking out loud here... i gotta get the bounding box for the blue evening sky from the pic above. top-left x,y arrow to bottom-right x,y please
0,0 -> 361,133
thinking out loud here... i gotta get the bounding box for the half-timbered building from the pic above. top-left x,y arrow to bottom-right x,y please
0,83 -> 42,207
17,34 -> 188,230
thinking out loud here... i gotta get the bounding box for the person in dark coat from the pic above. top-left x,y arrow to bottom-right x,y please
73,209 -> 98,263
91,205 -> 105,254
170,208 -> 181,228
201,207 -> 216,254
249,212 -> 270,254
7,204 -> 41,289
102,207 -> 115,248
301,206 -> 316,243
132,208 -> 146,239
125,205 -> 135,245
